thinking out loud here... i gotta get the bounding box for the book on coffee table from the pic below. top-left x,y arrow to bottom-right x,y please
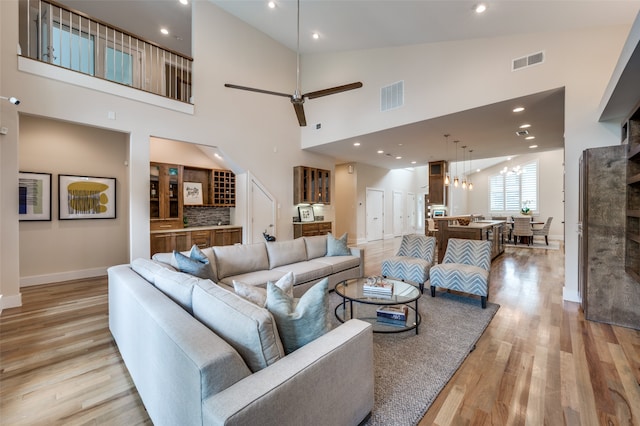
363,279 -> 394,295
376,305 -> 408,322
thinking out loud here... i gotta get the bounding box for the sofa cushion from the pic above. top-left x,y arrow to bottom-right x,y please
152,267 -> 201,313
192,280 -> 285,373
174,245 -> 215,280
130,257 -> 176,285
313,255 -> 361,274
213,243 -> 269,280
266,278 -> 330,354
273,261 -> 333,285
304,235 -> 328,259
218,269 -> 287,288
327,232 -> 350,256
265,239 -> 307,269
233,271 -> 294,307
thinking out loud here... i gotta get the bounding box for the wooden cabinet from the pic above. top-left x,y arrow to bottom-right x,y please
294,166 -> 331,204
150,227 -> 242,256
150,231 -> 190,255
434,218 -> 504,262
150,163 -> 184,230
428,160 -> 447,205
625,108 -> 640,282
293,221 -> 332,239
183,167 -> 235,207
212,170 -> 235,206
212,227 -> 242,246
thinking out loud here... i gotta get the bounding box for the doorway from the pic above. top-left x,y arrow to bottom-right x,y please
366,188 -> 384,241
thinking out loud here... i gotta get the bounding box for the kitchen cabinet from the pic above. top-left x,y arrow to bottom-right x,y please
293,166 -> 331,204
293,221 -> 332,238
150,162 -> 183,230
428,160 -> 447,205
625,108 -> 640,282
183,167 -> 235,207
150,226 -> 243,256
212,227 -> 242,246
434,217 -> 504,262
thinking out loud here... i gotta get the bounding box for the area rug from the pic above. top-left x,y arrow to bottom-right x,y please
504,240 -> 560,250
329,291 -> 499,426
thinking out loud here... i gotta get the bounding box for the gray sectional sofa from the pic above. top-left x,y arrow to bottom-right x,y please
108,235 -> 373,425
152,235 -> 364,296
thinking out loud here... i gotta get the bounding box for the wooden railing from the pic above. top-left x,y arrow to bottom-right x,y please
19,0 -> 193,103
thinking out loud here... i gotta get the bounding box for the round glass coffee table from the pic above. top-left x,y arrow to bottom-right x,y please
334,278 -> 421,334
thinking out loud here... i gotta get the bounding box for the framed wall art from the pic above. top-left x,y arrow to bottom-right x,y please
59,175 -> 116,220
183,181 -> 203,205
298,205 -> 315,222
18,172 -> 52,221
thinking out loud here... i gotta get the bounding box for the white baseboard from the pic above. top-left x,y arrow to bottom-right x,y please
563,287 -> 581,303
0,293 -> 23,310
20,267 -> 108,287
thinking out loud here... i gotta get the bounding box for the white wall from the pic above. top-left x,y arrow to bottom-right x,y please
18,115 -> 130,285
300,25 -> 632,302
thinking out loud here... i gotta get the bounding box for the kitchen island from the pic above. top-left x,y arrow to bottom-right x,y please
433,217 -> 505,262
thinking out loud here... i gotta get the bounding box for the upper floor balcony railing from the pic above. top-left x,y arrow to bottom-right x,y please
19,0 -> 193,103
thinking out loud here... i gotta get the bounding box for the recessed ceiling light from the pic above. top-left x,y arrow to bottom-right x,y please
179,0 -> 188,5
377,150 -> 384,154
353,142 -> 360,146
529,145 -> 538,149
513,107 -> 525,113
395,156 -> 402,160
525,135 -> 535,140
474,3 -> 487,14
268,1 -> 276,9
476,168 -> 481,172
160,28 -> 169,35
411,161 -> 417,164
312,32 -> 319,40
519,123 -> 531,129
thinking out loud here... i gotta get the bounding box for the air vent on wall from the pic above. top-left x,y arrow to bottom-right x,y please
516,129 -> 529,136
512,51 -> 545,71
381,81 -> 404,111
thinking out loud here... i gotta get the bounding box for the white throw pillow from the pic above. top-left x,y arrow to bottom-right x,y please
233,271 -> 294,307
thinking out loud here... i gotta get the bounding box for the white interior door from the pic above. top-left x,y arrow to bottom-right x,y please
366,188 -> 384,241
393,190 -> 404,237
250,175 -> 276,244
406,192 -> 416,234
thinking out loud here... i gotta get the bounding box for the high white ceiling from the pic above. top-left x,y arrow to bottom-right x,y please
59,0 -> 640,169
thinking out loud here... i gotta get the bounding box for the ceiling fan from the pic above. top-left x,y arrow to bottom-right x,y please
224,0 -> 363,127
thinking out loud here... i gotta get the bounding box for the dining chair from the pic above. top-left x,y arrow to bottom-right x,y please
426,219 -> 438,237
532,217 -> 553,245
512,216 -> 533,245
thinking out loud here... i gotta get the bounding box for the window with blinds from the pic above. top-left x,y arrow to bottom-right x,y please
489,161 -> 538,213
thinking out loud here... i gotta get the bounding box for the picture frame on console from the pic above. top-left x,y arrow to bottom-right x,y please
59,174 -> 116,220
298,205 -> 315,222
18,171 -> 52,221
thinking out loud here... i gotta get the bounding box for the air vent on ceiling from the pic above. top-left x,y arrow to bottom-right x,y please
381,81 -> 404,112
516,129 -> 529,136
512,51 -> 545,71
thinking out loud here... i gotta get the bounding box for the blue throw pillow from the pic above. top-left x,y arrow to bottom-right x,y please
174,245 -> 214,280
266,278 -> 330,354
327,232 -> 350,256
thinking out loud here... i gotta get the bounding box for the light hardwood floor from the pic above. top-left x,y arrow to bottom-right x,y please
1,239 -> 639,425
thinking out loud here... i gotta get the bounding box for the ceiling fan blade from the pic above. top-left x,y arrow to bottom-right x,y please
303,82 -> 363,99
224,83 -> 292,99
293,102 -> 307,127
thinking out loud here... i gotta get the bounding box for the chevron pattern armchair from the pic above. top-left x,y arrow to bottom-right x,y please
429,238 -> 492,308
381,234 -> 436,293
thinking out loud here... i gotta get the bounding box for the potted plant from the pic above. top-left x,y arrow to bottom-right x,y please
521,200 -> 532,215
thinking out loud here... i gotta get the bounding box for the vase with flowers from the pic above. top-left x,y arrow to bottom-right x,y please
521,200 -> 532,215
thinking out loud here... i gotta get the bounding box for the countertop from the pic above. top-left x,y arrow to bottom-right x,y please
448,220 -> 505,229
151,224 -> 241,234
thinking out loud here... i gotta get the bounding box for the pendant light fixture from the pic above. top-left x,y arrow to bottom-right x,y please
444,134 -> 450,186
468,149 -> 474,190
461,146 -> 468,190
453,140 -> 459,187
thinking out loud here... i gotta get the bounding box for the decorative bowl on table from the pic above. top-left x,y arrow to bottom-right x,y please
457,217 -> 471,226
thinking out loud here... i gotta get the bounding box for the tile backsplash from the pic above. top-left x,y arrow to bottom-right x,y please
184,206 -> 230,227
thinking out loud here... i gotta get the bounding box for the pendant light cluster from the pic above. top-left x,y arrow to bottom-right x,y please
443,133 -> 472,191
